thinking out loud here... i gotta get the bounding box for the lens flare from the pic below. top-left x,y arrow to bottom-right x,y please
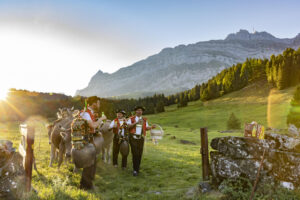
267,88 -> 292,129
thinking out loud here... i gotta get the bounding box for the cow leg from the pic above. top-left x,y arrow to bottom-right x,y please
65,154 -> 71,165
33,157 -> 38,172
101,147 -> 106,163
106,145 -> 111,164
55,150 -> 59,162
48,126 -> 52,145
48,133 -> 51,145
64,156 -> 67,165
73,166 -> 80,173
49,143 -> 56,167
58,142 -> 65,169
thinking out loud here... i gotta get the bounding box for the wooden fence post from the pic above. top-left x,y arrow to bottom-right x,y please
200,127 -> 209,181
19,124 -> 35,192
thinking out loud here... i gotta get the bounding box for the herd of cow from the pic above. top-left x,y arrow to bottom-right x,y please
46,107 -> 114,169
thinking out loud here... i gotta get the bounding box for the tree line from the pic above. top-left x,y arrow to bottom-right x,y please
1,47 -> 299,122
0,89 -> 166,122
170,47 -> 300,105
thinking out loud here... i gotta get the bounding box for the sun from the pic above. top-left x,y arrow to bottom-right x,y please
0,88 -> 8,101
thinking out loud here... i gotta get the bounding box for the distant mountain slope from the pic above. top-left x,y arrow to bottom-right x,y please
147,80 -> 295,130
76,29 -> 300,98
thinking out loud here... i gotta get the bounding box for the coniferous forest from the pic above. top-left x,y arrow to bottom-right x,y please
1,47 -> 300,122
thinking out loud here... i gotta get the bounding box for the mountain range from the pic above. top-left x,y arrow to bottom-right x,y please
76,29 -> 300,98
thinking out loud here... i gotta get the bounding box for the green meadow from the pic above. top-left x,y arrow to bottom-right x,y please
148,81 -> 294,130
0,83 -> 296,199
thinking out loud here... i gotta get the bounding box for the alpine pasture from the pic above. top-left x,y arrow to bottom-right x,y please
0,82 -> 295,199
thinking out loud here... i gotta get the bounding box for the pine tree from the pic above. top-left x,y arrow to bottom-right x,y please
227,113 -> 241,130
177,92 -> 188,108
156,101 -> 165,113
276,63 -> 286,89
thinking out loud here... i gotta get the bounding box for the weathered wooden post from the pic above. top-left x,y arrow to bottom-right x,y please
19,124 -> 35,192
200,127 -> 209,181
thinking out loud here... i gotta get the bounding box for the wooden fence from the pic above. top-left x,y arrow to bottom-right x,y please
19,124 -> 35,192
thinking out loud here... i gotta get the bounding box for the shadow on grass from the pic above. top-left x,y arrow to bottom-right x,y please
93,142 -> 202,200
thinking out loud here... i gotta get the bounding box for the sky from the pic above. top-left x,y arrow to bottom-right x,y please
0,0 -> 300,97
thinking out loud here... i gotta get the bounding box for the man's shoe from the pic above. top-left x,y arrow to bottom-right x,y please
133,171 -> 138,176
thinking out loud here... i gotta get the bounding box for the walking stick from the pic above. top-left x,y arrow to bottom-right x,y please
249,148 -> 266,200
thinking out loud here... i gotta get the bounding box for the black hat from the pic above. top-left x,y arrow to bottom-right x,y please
134,106 -> 145,111
116,109 -> 126,115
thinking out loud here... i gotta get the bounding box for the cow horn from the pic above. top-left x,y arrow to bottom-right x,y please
57,112 -> 62,119
60,132 -> 67,138
72,110 -> 80,117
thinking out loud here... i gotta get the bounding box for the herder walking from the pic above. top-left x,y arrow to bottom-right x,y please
109,110 -> 129,169
127,106 -> 155,176
76,96 -> 106,189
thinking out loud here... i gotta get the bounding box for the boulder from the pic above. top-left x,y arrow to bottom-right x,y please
210,133 -> 300,189
0,140 -> 25,199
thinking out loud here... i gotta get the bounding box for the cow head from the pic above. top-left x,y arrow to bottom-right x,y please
60,127 -> 72,158
99,120 -> 112,135
57,107 -> 75,119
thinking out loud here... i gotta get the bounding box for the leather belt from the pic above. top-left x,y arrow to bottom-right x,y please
133,134 -> 143,139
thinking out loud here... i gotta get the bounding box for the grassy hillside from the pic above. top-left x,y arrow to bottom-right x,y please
0,82 -> 296,199
148,81 -> 295,130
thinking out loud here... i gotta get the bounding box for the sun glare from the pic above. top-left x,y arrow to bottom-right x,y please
0,88 -> 8,101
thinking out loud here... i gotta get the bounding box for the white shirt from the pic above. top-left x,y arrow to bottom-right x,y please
109,119 -> 125,136
127,116 -> 149,135
80,107 -> 94,121
80,107 -> 95,132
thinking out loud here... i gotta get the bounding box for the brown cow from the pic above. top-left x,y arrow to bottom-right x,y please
49,108 -> 78,168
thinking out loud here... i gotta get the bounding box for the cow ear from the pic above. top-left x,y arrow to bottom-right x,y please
46,124 -> 53,130
57,112 -> 62,119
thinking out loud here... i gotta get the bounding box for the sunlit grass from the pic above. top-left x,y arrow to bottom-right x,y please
0,122 -> 243,199
0,83 -> 297,199
148,83 -> 295,130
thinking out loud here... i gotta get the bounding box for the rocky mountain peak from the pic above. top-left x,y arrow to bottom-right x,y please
225,29 -> 276,41
76,30 -> 300,98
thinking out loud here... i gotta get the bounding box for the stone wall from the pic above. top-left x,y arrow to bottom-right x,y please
210,132 -> 300,190
0,140 -> 25,199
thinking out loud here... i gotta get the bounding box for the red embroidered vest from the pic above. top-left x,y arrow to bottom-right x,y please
82,108 -> 96,122
81,108 -> 96,133
113,118 -> 121,134
129,116 -> 147,136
